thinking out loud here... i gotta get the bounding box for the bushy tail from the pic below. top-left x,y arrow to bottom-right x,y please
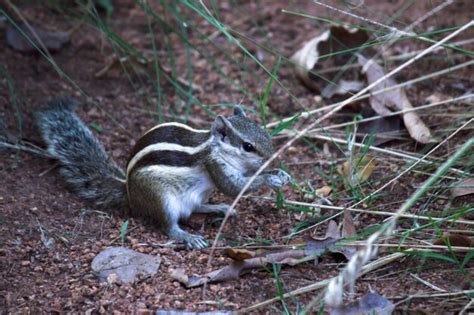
36,97 -> 127,210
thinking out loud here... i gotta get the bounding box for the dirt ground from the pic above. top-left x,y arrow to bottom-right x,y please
0,0 -> 473,313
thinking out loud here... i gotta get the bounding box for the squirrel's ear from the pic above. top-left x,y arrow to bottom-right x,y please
211,116 -> 229,139
233,106 -> 246,117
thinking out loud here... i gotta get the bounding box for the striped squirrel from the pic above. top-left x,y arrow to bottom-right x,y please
36,97 -> 291,249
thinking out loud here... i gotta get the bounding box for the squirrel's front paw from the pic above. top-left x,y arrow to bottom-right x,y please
265,169 -> 291,190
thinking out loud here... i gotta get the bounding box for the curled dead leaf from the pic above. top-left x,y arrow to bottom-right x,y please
357,55 -> 437,144
291,25 -> 369,92
450,178 -> 474,198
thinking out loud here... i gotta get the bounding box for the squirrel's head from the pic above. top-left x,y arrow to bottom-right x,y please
211,106 -> 273,172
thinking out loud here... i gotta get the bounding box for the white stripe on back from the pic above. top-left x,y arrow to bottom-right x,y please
127,137 -> 213,175
144,122 -> 209,135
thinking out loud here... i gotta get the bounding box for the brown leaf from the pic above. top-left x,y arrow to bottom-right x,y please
338,156 -> 376,186
357,55 -> 437,144
305,236 -> 339,257
172,250 -> 307,288
451,178 -> 474,198
316,185 -> 332,197
224,248 -> 258,261
342,210 -> 356,238
6,22 -> 69,53
325,220 -> 340,239
291,25 -> 369,91
433,233 -> 473,247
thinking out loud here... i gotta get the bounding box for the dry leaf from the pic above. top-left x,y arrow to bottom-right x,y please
316,185 -> 332,197
291,25 -> 369,91
357,55 -> 437,144
307,219 -> 357,260
322,79 -> 365,98
338,156 -> 376,186
329,292 -> 394,315
224,248 -> 258,261
171,250 -> 306,288
451,178 -> 474,198
342,210 -> 356,238
434,233 -> 473,247
6,22 -> 69,53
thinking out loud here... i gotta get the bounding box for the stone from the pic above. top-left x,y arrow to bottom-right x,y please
91,247 -> 161,284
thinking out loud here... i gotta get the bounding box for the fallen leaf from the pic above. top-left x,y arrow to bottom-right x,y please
358,55 -> 437,144
322,79 -> 365,98
325,220 -> 340,239
451,178 -> 474,198
329,291 -> 394,315
291,25 -> 370,92
172,250 -> 306,288
338,155 -> 376,186
305,236 -> 338,257
434,233 -> 473,247
224,248 -> 258,261
307,219 -> 357,260
6,22 -> 70,53
342,210 -> 356,238
316,185 -> 332,197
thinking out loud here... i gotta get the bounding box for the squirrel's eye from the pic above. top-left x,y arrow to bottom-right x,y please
242,142 -> 255,152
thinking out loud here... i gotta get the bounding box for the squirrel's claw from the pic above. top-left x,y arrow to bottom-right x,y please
185,234 -> 208,249
168,227 -> 208,249
265,169 -> 291,189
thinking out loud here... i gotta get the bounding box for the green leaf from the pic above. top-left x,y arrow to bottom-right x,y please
275,190 -> 285,209
260,56 -> 281,129
120,219 -> 129,244
97,0 -> 114,18
404,250 -> 458,264
462,249 -> 474,268
270,113 -> 300,136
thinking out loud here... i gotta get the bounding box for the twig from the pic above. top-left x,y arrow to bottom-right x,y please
308,94 -> 473,133
239,252 -> 406,313
393,289 -> 474,304
410,273 -> 446,292
460,299 -> 474,315
324,137 -> 473,306
209,19 -> 474,269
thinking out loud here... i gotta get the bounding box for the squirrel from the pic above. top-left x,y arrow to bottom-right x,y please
36,97 -> 291,249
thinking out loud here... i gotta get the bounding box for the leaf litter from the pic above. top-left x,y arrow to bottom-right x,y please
172,211 -> 358,288
291,25 -> 437,144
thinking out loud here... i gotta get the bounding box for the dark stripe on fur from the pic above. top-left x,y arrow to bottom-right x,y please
128,125 -> 210,161
130,148 -> 209,173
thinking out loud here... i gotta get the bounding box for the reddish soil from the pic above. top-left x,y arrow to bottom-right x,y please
1,0 -> 473,313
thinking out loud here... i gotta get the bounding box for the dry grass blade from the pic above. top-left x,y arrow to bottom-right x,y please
208,19 -> 474,268
240,252 -> 406,313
